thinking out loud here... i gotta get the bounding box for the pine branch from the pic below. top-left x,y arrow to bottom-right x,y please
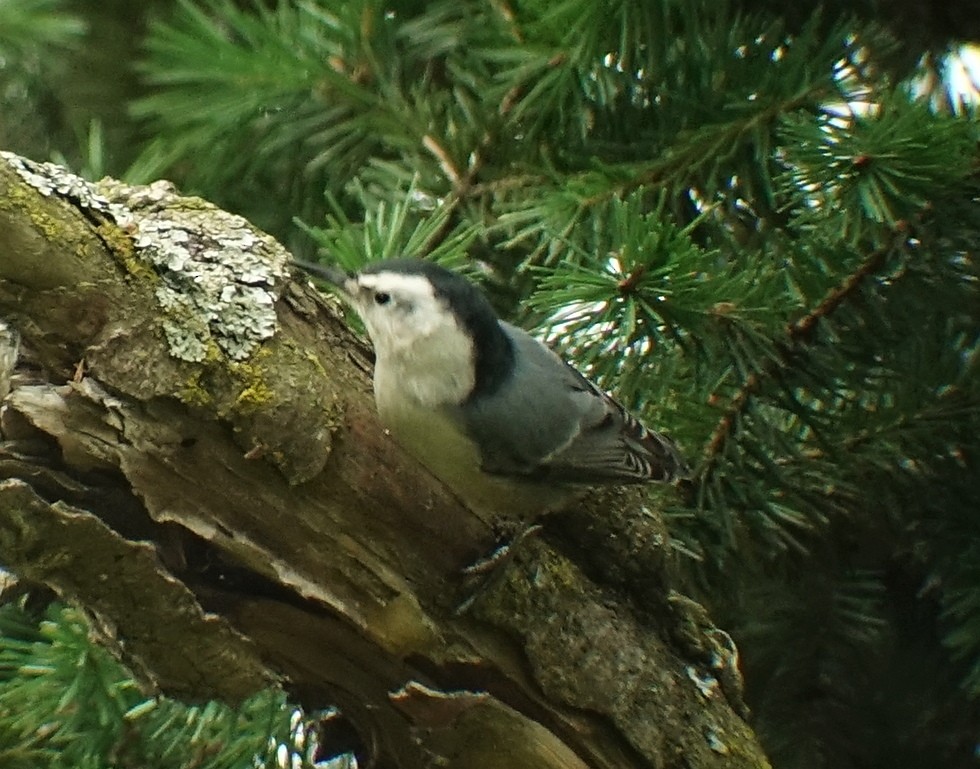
703,231 -> 903,466
0,602 -> 307,769
0,0 -> 84,53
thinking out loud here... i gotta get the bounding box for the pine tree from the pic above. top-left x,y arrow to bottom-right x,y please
1,0 -> 978,767
0,599 -> 310,768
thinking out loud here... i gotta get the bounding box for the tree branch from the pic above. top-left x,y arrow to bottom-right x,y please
0,152 -> 769,769
704,235 -> 902,462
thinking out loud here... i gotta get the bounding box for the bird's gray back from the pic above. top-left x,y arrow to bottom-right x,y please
452,322 -> 595,475
453,321 -> 688,483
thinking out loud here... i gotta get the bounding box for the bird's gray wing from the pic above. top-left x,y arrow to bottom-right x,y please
538,360 -> 687,483
459,323 -> 687,483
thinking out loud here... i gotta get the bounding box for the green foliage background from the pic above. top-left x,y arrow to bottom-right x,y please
0,601 -> 305,768
1,0 -> 978,766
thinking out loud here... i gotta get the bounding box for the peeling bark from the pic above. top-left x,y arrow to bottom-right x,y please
0,153 -> 770,769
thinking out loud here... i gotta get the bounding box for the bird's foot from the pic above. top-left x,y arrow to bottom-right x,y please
454,523 -> 543,615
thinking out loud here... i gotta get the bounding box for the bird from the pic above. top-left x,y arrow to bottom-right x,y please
296,258 -> 687,518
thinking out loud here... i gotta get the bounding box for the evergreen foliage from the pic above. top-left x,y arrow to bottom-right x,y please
0,0 -> 84,161
1,0 -> 978,767
0,602 -> 310,769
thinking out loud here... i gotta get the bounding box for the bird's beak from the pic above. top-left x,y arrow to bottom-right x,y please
294,260 -> 353,294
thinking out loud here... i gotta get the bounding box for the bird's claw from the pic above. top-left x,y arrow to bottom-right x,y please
454,524 -> 544,615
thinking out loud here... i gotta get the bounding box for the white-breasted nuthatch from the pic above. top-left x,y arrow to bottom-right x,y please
298,258 -> 687,517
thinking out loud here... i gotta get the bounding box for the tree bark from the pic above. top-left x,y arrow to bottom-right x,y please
0,152 -> 769,769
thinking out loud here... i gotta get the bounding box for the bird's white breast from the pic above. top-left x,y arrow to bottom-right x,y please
372,311 -> 476,409
374,362 -> 570,520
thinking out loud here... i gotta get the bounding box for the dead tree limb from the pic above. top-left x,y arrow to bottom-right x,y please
0,153 -> 769,769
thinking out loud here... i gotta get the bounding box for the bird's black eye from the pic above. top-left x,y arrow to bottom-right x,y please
374,291 -> 391,306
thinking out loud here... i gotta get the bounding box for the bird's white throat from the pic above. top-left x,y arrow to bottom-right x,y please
373,322 -> 475,411
353,271 -> 477,409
